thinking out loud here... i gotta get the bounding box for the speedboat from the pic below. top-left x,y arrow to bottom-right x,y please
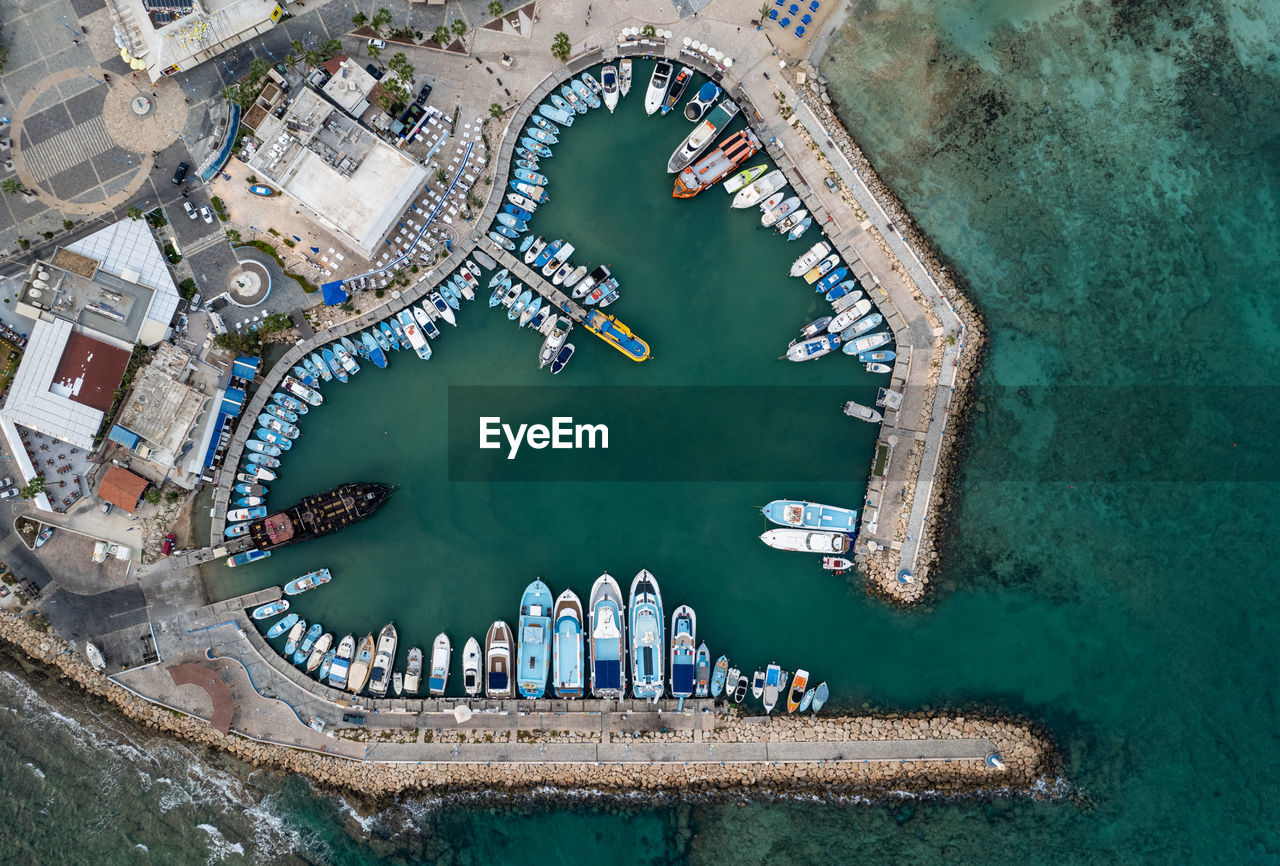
644,60 -> 673,115
812,682 -> 829,712
430,291 -> 457,326
367,622 -> 398,697
694,642 -> 711,698
284,567 -> 332,595
823,556 -> 853,572
509,201 -> 535,220
306,632 -> 332,673
762,663 -> 783,713
552,589 -> 585,698
507,192 -> 541,212
725,666 -> 740,702
762,196 -> 802,228
669,605 -> 696,705
668,101 -> 740,173
840,312 -> 883,342
804,253 -> 841,284
601,65 -> 619,112
462,637 -> 481,697
787,669 -> 810,713
233,496 -> 262,508
816,268 -> 849,293
534,238 -> 561,269
619,58 -> 632,97
428,632 -> 451,696
732,673 -> 749,704
731,168 -> 785,208
784,334 -> 840,362
673,130 -> 762,198
266,612 -> 297,640
517,579 -> 554,698
760,528 -> 852,554
227,506 -> 267,522
661,66 -> 692,115
508,289 -> 533,321
843,401 -> 884,423
550,257 -> 575,285
283,618 -> 307,657
573,264 -> 610,298
519,296 -> 543,327
562,265 -> 588,288
752,669 -> 765,700
790,241 -> 831,277
589,573 -> 627,699
776,207 -> 808,234
459,262 -> 481,299
762,500 -> 858,533
710,655 -> 729,698
629,570 -> 664,700
524,236 -> 547,265
541,241 -> 574,277
527,305 -> 551,331
551,343 -> 575,374
347,633 -> 375,694
539,315 -> 572,368
485,620 -> 514,699
328,634 -> 355,689
414,305 -> 441,339
404,647 -> 423,694
684,81 -> 721,121
252,599 -> 289,620
724,164 -> 769,196
829,301 -> 873,334
867,361 -> 893,374
500,283 -> 522,308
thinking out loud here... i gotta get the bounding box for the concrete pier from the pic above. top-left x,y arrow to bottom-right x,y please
478,236 -> 587,322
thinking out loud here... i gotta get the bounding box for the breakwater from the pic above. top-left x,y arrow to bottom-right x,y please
0,610 -> 1059,800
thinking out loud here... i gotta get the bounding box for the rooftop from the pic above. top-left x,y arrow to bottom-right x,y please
51,332 -> 132,413
97,465 -> 150,513
115,343 -> 211,473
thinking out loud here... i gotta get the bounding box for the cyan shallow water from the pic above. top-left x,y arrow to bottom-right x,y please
4,3 -> 1280,859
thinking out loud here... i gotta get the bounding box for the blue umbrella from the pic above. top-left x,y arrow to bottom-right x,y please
789,3 -> 799,12
779,16 -> 790,26
810,0 -> 819,9
802,13 -> 812,23
796,25 -> 806,36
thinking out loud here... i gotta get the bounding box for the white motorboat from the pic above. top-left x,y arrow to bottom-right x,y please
843,401 -> 885,423
644,60 -> 673,115
85,642 -> 106,672
539,315 -> 572,368
601,65 -> 619,112
619,58 -> 632,97
428,632 -> 452,696
761,196 -> 802,228
732,169 -> 787,209
485,620 -> 513,699
790,241 -> 832,277
404,647 -> 423,694
667,101 -> 741,173
828,300 -> 873,334
760,528 -> 851,554
462,636 -> 482,697
367,622 -> 398,697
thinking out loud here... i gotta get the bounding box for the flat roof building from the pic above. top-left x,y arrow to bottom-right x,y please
245,79 -> 428,258
97,466 -> 150,513
108,0 -> 284,83
111,343 -> 214,488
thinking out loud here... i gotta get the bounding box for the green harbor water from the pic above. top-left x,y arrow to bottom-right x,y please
2,1 -> 1279,861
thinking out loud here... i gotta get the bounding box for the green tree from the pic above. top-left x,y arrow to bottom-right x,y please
466,190 -> 482,209
451,18 -> 467,38
351,11 -> 367,26
290,39 -> 304,57
489,102 -> 504,119
18,476 -> 45,500
126,206 -> 143,221
371,7 -> 393,35
488,1 -> 504,16
321,38 -> 342,59
388,51 -> 414,82
144,489 -> 161,505
551,32 -> 571,62
432,25 -> 450,45
62,219 -> 74,230
368,43 -> 382,63
642,24 -> 656,38
304,49 -> 321,68
435,167 -> 449,185
1,178 -> 23,195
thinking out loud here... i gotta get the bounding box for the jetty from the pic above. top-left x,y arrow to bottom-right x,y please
478,236 -> 587,322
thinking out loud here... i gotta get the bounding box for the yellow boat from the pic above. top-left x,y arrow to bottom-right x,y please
583,310 -> 650,362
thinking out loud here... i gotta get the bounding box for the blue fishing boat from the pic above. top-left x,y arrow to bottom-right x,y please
257,414 -> 299,439
492,223 -> 520,240
510,180 -> 548,203
489,275 -> 512,307
525,126 -> 557,145
246,453 -> 279,470
816,267 -> 849,293
227,549 -> 271,568
530,114 -> 559,134
283,618 -> 307,655
571,78 -> 599,110
301,356 -> 321,380
710,655 -> 729,698
339,336 -> 362,364
266,612 -> 297,639
397,310 -> 432,360
552,589 -> 585,698
291,365 -> 317,387
282,375 -> 323,407
387,316 -> 411,349
539,102 -> 574,126
305,353 -> 330,383
248,184 -> 277,196
489,231 -> 515,250
263,402 -> 298,424
251,599 -> 289,620
512,169 -> 547,188
517,579 -> 554,699
322,348 -> 347,383
629,570 -> 665,701
788,216 -> 812,240
245,439 -> 281,457
560,84 -> 585,114
825,280 -> 858,302
588,573 -> 627,699
670,605 -> 696,706
812,681 -> 829,712
317,648 -> 336,681
842,331 -> 891,355
234,495 -> 263,508
255,428 -> 292,449
516,157 -> 540,172
506,203 -> 534,222
762,500 -> 858,532
378,321 -> 398,351
508,290 -> 532,321
859,349 -> 896,363
272,392 -> 307,415
534,239 -> 561,269
235,482 -> 267,497
550,92 -> 574,116
362,332 -> 388,368
226,505 -> 267,522
293,622 -> 322,665
519,137 -> 552,158
841,313 -> 883,341
284,567 -> 332,595
370,325 -> 392,353
224,522 -> 250,538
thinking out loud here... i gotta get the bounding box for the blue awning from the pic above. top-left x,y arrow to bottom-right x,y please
201,414 -> 228,468
108,425 -> 140,449
232,356 -> 260,380
220,387 -> 245,418
321,280 -> 348,305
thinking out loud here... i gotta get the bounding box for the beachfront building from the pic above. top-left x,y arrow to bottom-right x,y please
107,0 -> 285,83
243,62 -> 429,259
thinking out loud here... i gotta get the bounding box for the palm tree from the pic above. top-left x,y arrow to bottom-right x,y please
126,206 -> 143,221
352,11 -> 367,27
466,191 -> 482,210
1,178 -> 24,195
435,168 -> 449,186
758,3 -> 770,28
432,25 -> 450,46
551,32 -> 570,62
367,44 -> 381,63
488,1 -> 504,16
489,102 -> 504,119
451,18 -> 467,38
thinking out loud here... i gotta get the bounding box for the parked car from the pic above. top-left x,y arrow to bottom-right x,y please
0,477 -> 11,488
415,83 -> 432,105
200,206 -> 214,224
101,502 -> 112,515
183,201 -> 197,219
365,64 -> 383,80
342,713 -> 366,725
190,292 -> 202,310
824,176 -> 838,192
171,162 -> 189,185
368,38 -> 386,49
162,532 -> 176,556
0,488 -> 18,500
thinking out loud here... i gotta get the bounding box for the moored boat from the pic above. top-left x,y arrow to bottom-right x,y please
667,101 -> 740,172
367,623 -> 398,697
661,66 -> 692,115
430,292 -> 457,326
674,130 -> 762,198
283,618 -> 307,656
404,647 -> 423,694
644,60 -> 673,115
347,633 -> 375,694
752,669 -> 765,700
251,599 -> 289,620
619,58 -> 632,96
224,522 -> 250,539
629,570 -> 665,701
842,331 -> 891,355
790,241 -> 831,277
732,673 -> 749,704
306,632 -> 333,672
731,168 -> 785,208
725,164 -> 770,197
582,310 -> 649,362
488,231 -> 515,250
572,76 -> 600,109
822,556 -> 853,572
800,316 -> 832,338
804,253 -> 841,284
760,528 -> 852,554
829,301 -> 873,335
550,343 -> 575,374
860,349 -> 897,363
541,241 -> 575,277
684,81 -> 722,121
428,632 -> 451,696
517,580 -> 554,699
762,195 -> 802,228
726,665 -> 741,702
552,589 -> 585,698
227,549 -> 271,567
670,605 -> 696,704
328,635 -> 355,688
710,655 -> 729,698
816,267 -> 849,293
462,637 -> 481,697
539,103 -> 574,126
589,573 -> 627,699
361,331 -> 387,368
601,65 -> 619,112
787,669 -> 810,713
762,500 -> 858,533
284,567 -> 332,595
788,216 -> 813,240
539,315 -> 573,368
266,612 -> 297,639
843,400 -> 884,423
399,310 -> 432,360
762,663 -> 782,713
508,289 -> 532,321
866,361 -> 893,374
812,681 -> 830,712
799,687 -> 815,712
485,620 -> 514,699
694,642 -> 711,698
227,505 -> 267,522
784,334 -> 840,362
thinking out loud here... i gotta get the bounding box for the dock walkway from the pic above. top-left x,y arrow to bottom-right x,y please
479,236 -> 587,322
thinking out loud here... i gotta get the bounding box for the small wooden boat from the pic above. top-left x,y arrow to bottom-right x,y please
393,672 -> 404,695
267,613 -> 297,640
247,185 -> 277,196
732,673 -> 749,704
283,619 -> 307,656
306,633 -> 333,673
284,568 -> 332,596
799,687 -> 815,713
694,642 -> 711,697
866,362 -> 893,374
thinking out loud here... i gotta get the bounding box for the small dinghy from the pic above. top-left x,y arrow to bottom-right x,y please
732,673 -> 749,704
751,669 -> 765,700
822,556 -> 853,572
393,672 -> 404,695
866,362 -> 893,374
725,666 -> 740,702
800,316 -> 832,338
811,682 -> 829,712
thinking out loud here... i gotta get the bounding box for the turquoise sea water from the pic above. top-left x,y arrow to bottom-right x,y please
2,0 -> 1279,861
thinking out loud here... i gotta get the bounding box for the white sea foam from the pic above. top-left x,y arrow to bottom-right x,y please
197,824 -> 245,862
25,762 -> 45,780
